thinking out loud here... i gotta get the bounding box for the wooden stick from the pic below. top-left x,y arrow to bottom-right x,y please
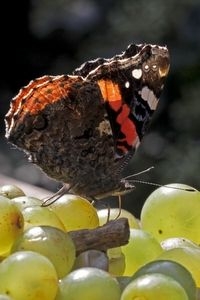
69,217 -> 130,255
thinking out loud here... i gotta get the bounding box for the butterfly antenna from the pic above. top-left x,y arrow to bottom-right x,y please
122,166 -> 196,192
126,179 -> 196,192
123,166 -> 155,179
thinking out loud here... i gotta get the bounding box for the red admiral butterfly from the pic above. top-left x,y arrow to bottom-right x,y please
5,43 -> 170,200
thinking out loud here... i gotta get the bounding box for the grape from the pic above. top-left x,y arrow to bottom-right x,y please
161,237 -> 200,251
22,205 -> 65,231
140,183 -> 200,244
97,208 -> 140,228
73,250 -> 108,271
50,194 -> 99,231
158,246 -> 200,287
0,184 -> 25,199
131,260 -> 197,300
11,225 -> 76,278
107,247 -> 125,276
0,196 -> 24,255
121,273 -> 188,300
0,295 -> 14,300
121,229 -> 163,276
11,196 -> 42,210
55,267 -> 121,300
0,251 -> 58,300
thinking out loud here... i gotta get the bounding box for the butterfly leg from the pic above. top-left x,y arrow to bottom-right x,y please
41,184 -> 72,206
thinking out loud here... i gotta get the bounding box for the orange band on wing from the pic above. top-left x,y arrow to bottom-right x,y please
97,79 -> 122,111
97,79 -> 138,153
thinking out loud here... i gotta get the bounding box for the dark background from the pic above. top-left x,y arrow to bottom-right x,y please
0,0 -> 200,217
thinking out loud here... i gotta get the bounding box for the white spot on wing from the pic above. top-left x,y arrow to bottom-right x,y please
134,137 -> 140,149
132,69 -> 142,79
139,86 -> 158,110
125,81 -> 130,88
98,120 -> 112,136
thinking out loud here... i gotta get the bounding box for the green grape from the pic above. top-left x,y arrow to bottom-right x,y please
11,226 -> 76,278
158,246 -> 200,287
22,205 -> 65,231
141,183 -> 200,244
121,273 -> 188,300
121,229 -> 163,276
97,208 -> 140,228
0,251 -> 58,300
73,250 -> 108,271
107,247 -> 125,276
55,267 -> 121,300
161,237 -> 200,251
50,194 -> 99,231
11,196 -> 42,211
0,295 -> 14,300
0,184 -> 25,199
0,196 -> 24,255
132,260 -> 197,300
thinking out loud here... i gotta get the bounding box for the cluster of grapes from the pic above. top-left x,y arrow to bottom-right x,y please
0,182 -> 199,300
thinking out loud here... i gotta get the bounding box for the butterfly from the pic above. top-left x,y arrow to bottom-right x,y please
5,43 -> 170,201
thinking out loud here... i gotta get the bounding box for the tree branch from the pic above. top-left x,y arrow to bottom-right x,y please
69,217 -> 130,255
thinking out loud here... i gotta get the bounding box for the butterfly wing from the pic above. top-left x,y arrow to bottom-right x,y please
82,44 -> 170,158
